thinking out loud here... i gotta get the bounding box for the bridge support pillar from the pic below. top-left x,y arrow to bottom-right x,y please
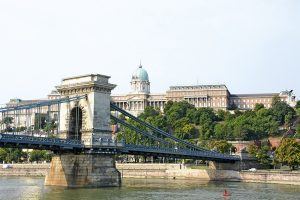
209,161 -> 240,171
45,153 -> 121,187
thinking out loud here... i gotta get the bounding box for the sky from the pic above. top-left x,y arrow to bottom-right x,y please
0,0 -> 299,105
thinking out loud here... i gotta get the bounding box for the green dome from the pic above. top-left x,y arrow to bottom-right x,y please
132,65 -> 149,81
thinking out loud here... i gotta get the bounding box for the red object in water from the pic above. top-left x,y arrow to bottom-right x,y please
223,189 -> 231,196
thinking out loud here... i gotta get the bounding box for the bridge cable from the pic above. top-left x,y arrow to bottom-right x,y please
111,114 -> 170,146
110,103 -> 211,152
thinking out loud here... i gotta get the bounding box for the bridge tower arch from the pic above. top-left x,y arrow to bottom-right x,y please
45,74 -> 121,187
68,106 -> 83,140
56,74 -> 116,145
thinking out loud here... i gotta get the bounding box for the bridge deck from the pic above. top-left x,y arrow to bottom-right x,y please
0,134 -> 239,162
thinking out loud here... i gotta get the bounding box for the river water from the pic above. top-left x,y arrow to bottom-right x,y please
0,177 -> 300,200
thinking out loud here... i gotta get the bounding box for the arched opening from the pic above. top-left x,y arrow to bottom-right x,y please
68,107 -> 82,140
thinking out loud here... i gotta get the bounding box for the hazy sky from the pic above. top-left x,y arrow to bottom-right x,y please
0,1 -> 299,104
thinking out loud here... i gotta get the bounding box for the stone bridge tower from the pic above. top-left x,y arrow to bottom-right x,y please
56,74 -> 116,144
45,74 -> 121,187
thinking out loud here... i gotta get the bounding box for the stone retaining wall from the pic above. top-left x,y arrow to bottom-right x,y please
1,163 -> 300,185
116,163 -> 300,185
0,164 -> 49,176
240,171 -> 300,185
116,163 -> 240,181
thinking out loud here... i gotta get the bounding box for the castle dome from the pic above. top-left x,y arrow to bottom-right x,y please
132,65 -> 149,81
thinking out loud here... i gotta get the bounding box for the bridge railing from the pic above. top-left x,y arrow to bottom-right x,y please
0,132 -> 125,149
124,144 -> 240,161
0,133 -> 83,147
82,137 -> 125,148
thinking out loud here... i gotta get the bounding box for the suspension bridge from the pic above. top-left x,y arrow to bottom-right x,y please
0,74 -> 239,187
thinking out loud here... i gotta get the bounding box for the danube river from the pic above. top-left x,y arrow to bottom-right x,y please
1,177 -> 300,200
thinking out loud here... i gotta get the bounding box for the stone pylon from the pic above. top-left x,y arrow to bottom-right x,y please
44,74 -> 121,187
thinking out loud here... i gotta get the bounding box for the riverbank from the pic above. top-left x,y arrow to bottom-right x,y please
1,163 -> 300,185
0,164 -> 49,176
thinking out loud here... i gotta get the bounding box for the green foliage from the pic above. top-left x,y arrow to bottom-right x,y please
139,106 -> 160,119
229,103 -> 237,110
247,144 -> 271,164
256,145 -> 270,165
295,124 -> 300,138
165,101 -> 196,126
43,120 -> 57,133
214,123 -> 225,139
0,148 -> 24,163
285,112 -> 294,128
248,144 -> 258,158
271,96 -> 295,125
1,117 -> 14,131
207,140 -> 236,153
296,108 -> 300,116
254,103 -> 265,112
34,114 -> 47,130
163,101 -> 174,113
216,110 -> 226,121
198,108 -> 218,140
116,97 -> 294,149
2,117 -> 13,125
16,126 -> 26,132
295,101 -> 300,109
275,138 -> 300,169
29,150 -> 52,162
174,118 -> 196,139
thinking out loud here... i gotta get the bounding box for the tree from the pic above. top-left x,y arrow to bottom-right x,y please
248,144 -> 258,158
216,110 -> 226,121
271,96 -> 295,125
214,123 -> 225,139
165,101 -> 196,126
29,150 -> 52,162
254,103 -> 265,112
275,138 -> 300,170
174,118 -> 196,140
163,101 -> 174,113
1,117 -> 13,132
43,120 -> 57,134
208,140 -> 236,153
295,124 -> 300,138
285,112 -> 294,129
295,101 -> 300,109
256,145 -> 270,165
139,106 -> 160,120
228,103 -> 237,110
0,148 -> 24,163
34,114 -> 47,130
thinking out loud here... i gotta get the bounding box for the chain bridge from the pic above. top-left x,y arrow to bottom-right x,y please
0,74 -> 239,187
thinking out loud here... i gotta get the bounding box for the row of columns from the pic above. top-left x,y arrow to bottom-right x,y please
113,96 -> 228,114
114,100 -> 167,112
185,97 -> 227,109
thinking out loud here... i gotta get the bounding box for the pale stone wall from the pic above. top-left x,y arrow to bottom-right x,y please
240,171 -> 300,185
3,163 -> 300,185
0,164 -> 49,176
45,154 -> 120,187
209,161 -> 241,171
116,163 -> 240,181
117,164 -> 300,185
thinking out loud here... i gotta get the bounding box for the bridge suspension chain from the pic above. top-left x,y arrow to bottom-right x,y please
110,103 -> 210,152
111,114 -> 171,146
